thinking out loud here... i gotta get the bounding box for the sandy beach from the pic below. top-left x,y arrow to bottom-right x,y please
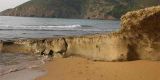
36,57 -> 160,80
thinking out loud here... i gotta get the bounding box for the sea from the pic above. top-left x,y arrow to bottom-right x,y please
0,16 -> 120,80
0,16 -> 120,39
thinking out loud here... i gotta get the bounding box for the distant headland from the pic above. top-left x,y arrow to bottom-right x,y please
0,0 -> 160,20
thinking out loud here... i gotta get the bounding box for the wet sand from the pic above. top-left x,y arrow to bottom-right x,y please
0,53 -> 46,80
37,57 -> 160,80
0,68 -> 45,80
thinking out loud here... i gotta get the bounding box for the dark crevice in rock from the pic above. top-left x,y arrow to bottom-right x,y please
61,37 -> 68,57
3,41 -> 14,45
48,50 -> 54,56
41,49 -> 45,55
127,44 -> 139,61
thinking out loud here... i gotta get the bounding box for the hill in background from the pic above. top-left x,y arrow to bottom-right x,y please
0,0 -> 160,19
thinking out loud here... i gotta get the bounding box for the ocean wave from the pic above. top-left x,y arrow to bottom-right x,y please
0,24 -> 82,30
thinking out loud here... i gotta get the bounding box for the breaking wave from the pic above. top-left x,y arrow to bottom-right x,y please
0,24 -> 82,30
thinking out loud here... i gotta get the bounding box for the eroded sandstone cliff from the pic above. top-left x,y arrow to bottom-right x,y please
120,6 -> 160,60
1,6 -> 160,61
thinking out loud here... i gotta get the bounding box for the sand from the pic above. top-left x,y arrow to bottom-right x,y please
0,68 -> 45,80
36,57 -> 160,80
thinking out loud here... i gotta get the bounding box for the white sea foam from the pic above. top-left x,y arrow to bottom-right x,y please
0,24 -> 82,30
0,53 -> 45,80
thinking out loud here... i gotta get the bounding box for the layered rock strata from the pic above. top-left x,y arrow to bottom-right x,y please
1,6 -> 160,61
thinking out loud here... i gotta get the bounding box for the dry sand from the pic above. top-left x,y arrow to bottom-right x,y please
37,57 -> 160,80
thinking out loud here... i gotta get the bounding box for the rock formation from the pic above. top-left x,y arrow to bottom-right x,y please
1,6 -> 160,61
120,6 -> 160,60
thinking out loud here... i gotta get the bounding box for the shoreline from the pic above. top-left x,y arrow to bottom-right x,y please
0,68 -> 45,80
1,5 -> 160,80
0,53 -> 47,80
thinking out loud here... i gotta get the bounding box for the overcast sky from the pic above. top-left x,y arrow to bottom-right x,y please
0,0 -> 29,12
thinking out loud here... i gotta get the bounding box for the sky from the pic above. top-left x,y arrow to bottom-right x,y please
0,0 -> 29,12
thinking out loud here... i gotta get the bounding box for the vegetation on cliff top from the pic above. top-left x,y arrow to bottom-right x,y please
0,0 -> 160,19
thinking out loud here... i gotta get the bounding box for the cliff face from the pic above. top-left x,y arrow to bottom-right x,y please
0,35 -> 129,61
0,0 -> 160,19
120,6 -> 160,60
1,6 -> 160,61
